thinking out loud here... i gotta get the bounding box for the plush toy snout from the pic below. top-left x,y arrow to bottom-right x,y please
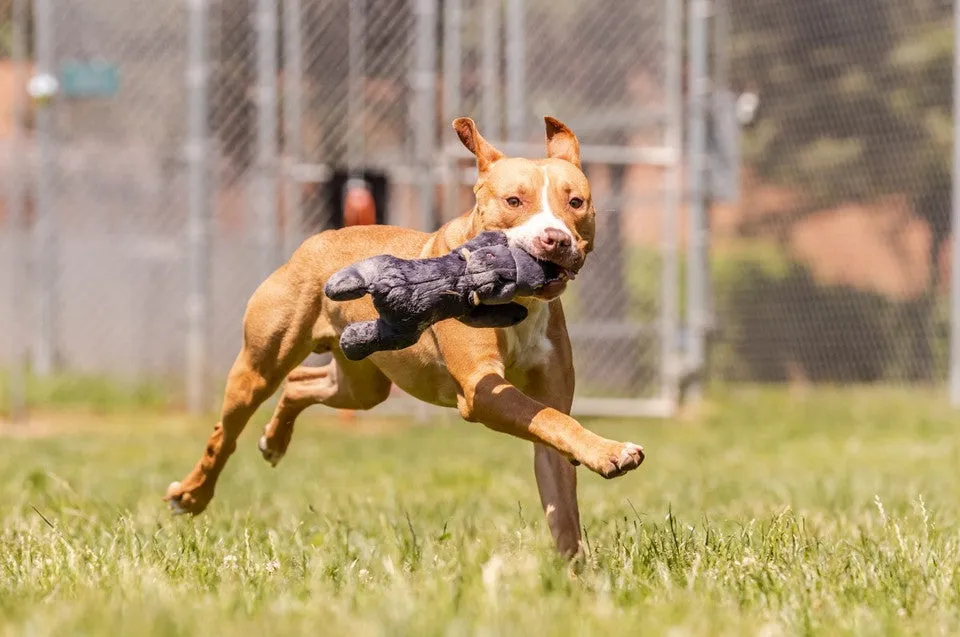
465,245 -> 549,304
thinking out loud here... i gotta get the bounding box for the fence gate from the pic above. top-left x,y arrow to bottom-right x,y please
3,0 -> 700,418
435,0 -> 686,417
284,0 -> 686,417
14,0 -> 192,385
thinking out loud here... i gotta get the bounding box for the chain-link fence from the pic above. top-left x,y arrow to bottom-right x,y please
2,0 -> 959,419
437,0 -> 682,415
711,0 -> 956,388
1,0 -> 193,384
0,0 -> 686,417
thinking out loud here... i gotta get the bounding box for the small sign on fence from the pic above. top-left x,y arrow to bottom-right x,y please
708,89 -> 742,204
59,60 -> 120,98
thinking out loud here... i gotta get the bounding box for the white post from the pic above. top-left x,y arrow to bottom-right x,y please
7,0 -> 29,422
255,0 -> 280,280
660,0 -> 683,407
282,0 -> 304,259
185,0 -> 211,414
949,0 -> 960,406
504,0 -> 525,143
31,0 -> 57,376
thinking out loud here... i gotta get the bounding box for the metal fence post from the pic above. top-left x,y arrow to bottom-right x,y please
441,0 -> 463,223
950,0 -> 960,406
413,0 -> 438,421
504,0 -> 525,143
31,0 -> 57,377
660,0 -> 683,407
414,0 -> 438,233
685,0 -> 710,402
282,0 -> 303,259
255,0 -> 280,280
480,0 -> 501,138
347,0 -> 367,178
7,0 -> 29,422
442,0 -> 462,128
186,0 -> 211,414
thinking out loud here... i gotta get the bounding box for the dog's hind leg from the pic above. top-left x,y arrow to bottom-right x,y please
258,352 -> 392,466
165,267 -> 320,515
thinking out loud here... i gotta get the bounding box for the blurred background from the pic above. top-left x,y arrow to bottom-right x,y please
0,0 -> 957,420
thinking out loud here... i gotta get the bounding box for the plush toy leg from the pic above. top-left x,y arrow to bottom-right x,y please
339,319 -> 423,361
457,302 -> 529,328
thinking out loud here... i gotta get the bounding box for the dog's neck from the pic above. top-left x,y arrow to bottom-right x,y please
421,207 -> 484,258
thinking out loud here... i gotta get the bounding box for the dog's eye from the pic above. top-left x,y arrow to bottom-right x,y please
505,196 -> 522,208
569,197 -> 584,210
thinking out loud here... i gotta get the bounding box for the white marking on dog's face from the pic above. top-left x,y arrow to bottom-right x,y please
503,169 -> 575,254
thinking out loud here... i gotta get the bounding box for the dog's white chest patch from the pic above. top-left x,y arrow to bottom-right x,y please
504,303 -> 553,370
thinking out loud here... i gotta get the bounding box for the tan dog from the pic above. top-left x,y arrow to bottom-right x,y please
165,117 -> 645,556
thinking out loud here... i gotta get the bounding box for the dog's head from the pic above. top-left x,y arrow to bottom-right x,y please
454,116 -> 595,301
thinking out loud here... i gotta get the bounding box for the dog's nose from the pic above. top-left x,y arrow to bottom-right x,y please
534,228 -> 572,254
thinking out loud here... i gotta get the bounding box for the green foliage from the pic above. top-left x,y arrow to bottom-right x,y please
731,0 -> 953,226
563,246 -> 666,399
710,247 -> 949,383
712,242 -> 791,282
0,23 -> 10,59
565,245 -> 666,326
724,1 -> 955,385
0,0 -> 34,62
624,245 -> 666,323
3,388 -> 960,634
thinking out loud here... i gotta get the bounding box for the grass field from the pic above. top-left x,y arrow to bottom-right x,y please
3,386 -> 960,636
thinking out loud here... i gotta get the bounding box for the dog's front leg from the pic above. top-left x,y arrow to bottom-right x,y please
434,323 -> 645,480
458,370 -> 644,478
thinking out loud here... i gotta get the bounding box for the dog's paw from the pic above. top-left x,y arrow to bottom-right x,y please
584,441 -> 645,479
163,480 -> 210,516
165,481 -> 189,515
258,433 -> 285,467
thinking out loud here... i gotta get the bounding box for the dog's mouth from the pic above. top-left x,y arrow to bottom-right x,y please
535,260 -> 578,300
538,259 -> 579,284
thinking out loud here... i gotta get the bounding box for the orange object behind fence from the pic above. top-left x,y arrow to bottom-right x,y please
338,178 -> 377,422
343,178 -> 377,227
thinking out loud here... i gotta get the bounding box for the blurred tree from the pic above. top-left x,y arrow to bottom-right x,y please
729,0 -> 954,379
0,0 -> 33,60
0,0 -> 11,57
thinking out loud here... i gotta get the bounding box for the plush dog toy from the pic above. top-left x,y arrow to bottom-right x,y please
325,231 -> 559,361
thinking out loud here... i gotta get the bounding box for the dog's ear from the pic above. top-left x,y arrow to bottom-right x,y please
453,117 -> 504,173
544,116 -> 581,169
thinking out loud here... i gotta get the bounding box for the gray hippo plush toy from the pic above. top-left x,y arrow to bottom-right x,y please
325,231 -> 559,361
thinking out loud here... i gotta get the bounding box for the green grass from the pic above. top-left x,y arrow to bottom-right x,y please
0,371 -> 173,414
3,386 -> 960,636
